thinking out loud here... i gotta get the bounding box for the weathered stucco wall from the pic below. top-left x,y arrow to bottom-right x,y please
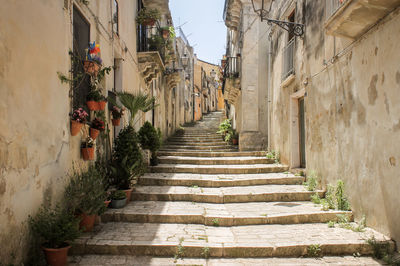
268,0 -> 400,246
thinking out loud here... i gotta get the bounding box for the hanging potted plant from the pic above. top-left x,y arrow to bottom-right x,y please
81,137 -> 95,161
109,190 -> 127,209
70,108 -> 88,136
28,204 -> 81,266
160,26 -> 175,40
231,131 -> 239,145
65,166 -> 107,233
97,94 -> 107,111
136,8 -> 161,27
90,118 -> 105,140
86,90 -> 102,111
83,42 -> 102,76
111,106 -> 124,126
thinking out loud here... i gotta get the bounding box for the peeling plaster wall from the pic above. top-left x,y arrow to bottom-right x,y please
0,0 -> 144,263
268,0 -> 400,246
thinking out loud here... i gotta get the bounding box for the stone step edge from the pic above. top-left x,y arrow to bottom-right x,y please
138,176 -> 303,187
71,240 -> 395,258
133,190 -> 325,203
101,210 -> 353,226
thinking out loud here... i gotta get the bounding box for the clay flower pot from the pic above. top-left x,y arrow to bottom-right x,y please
78,213 -> 96,232
83,60 -> 101,76
104,200 -> 111,208
232,138 -> 238,145
142,18 -> 156,26
42,245 -> 71,266
81,147 -> 95,161
112,118 -> 121,126
162,29 -> 170,39
90,128 -> 100,140
86,101 -> 98,111
98,101 -> 107,111
123,188 -> 134,203
70,120 -> 83,136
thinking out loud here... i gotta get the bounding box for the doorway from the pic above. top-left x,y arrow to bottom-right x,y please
290,89 -> 306,168
298,97 -> 306,168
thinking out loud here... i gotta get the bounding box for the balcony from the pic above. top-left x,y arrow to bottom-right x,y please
282,38 -> 295,83
137,27 -> 166,86
223,56 -> 241,105
325,0 -> 400,39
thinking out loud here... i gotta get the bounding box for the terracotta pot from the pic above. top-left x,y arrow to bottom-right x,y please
90,128 -> 100,140
98,101 -> 107,110
78,213 -> 96,232
86,100 -> 98,111
83,60 -> 101,76
232,138 -> 238,145
162,29 -> 170,39
42,245 -> 71,266
81,147 -> 95,161
112,118 -> 121,126
70,120 -> 83,136
104,200 -> 111,208
123,188 -> 134,203
142,18 -> 156,26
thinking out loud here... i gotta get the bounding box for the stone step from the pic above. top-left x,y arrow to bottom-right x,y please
150,164 -> 287,174
139,173 -> 302,187
138,173 -> 303,187
68,255 -> 384,266
159,148 -> 240,153
162,145 -> 235,151
167,138 -> 224,143
71,222 -> 394,258
101,201 -> 352,226
133,185 -> 324,203
157,151 -> 266,157
166,141 -> 227,146
158,156 -> 274,165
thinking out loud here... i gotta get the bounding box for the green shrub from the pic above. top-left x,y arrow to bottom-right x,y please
304,171 -> 319,191
110,190 -> 127,200
138,121 -> 161,153
29,204 -> 80,249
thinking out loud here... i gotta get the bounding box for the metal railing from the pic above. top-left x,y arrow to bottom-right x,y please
137,26 -> 166,63
282,38 -> 295,81
326,0 -> 347,18
224,56 -> 241,78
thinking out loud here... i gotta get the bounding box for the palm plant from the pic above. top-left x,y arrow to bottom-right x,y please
117,92 -> 158,126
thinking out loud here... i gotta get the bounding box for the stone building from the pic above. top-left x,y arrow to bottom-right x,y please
224,0 -> 400,246
0,0 -> 188,262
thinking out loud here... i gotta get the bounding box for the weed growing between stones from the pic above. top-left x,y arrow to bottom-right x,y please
202,246 -> 210,259
311,180 -> 351,211
265,150 -> 280,164
311,193 -> 321,204
327,220 -> 335,228
367,236 -> 399,265
303,170 -> 319,191
174,237 -> 185,263
212,218 -> 220,227
306,244 -> 322,257
328,214 -> 366,232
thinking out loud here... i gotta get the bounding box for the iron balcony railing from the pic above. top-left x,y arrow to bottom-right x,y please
137,26 -> 166,63
326,0 -> 347,18
224,56 -> 241,78
282,38 -> 295,81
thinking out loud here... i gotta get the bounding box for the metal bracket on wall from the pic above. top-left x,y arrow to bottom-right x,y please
264,19 -> 305,37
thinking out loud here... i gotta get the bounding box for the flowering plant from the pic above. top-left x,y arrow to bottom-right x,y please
112,106 -> 125,119
81,137 -> 94,148
91,118 -> 105,131
71,108 -> 88,123
87,42 -> 102,65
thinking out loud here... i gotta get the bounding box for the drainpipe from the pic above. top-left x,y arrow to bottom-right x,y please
267,30 -> 273,150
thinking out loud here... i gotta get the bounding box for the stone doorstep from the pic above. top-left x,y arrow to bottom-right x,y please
157,156 -> 274,165
68,255 -> 384,266
70,223 -> 394,258
138,174 -> 303,187
132,188 -> 325,204
150,164 -> 288,174
157,151 -> 266,157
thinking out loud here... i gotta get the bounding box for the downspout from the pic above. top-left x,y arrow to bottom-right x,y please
267,30 -> 273,150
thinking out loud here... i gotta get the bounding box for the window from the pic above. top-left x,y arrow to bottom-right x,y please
282,9 -> 296,81
112,0 -> 119,35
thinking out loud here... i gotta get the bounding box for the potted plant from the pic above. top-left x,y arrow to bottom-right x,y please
231,131 -> 239,145
90,118 -> 105,140
111,106 -> 124,126
29,204 -> 80,266
217,119 -> 233,142
98,94 -> 107,111
70,108 -> 88,136
148,35 -> 165,51
160,26 -> 175,40
138,121 -> 162,166
65,166 -> 107,232
109,190 -> 127,209
83,42 -> 102,76
136,8 -> 161,26
86,90 -> 102,111
81,137 -> 95,161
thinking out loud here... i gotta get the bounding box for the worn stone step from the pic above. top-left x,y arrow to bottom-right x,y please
68,255 -> 384,266
101,201 -> 352,226
133,185 -> 324,203
138,173 -> 303,187
157,151 -> 265,157
158,156 -> 274,165
166,141 -> 227,146
159,148 -> 240,153
167,138 -> 225,144
150,164 -> 287,174
162,145 -> 235,150
71,223 -> 394,258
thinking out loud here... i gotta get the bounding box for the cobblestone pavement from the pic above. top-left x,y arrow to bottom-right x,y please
71,111 -> 393,264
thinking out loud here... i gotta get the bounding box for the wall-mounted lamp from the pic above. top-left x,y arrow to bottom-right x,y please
251,0 -> 305,37
181,54 -> 189,68
210,69 -> 216,80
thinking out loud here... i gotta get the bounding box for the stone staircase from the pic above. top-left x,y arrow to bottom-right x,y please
70,111 -> 393,265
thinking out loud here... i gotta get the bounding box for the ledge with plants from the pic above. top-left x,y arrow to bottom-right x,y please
136,8 -> 161,27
